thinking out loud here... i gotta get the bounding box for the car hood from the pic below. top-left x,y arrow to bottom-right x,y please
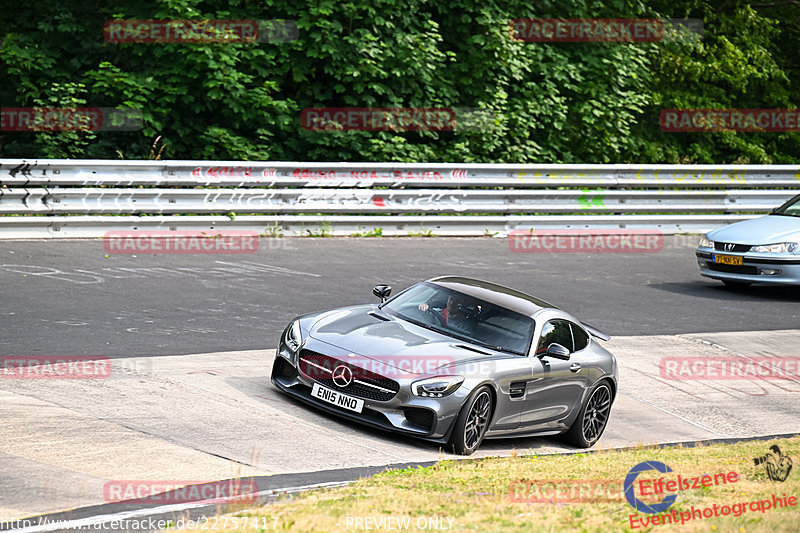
306,305 -> 508,371
707,215 -> 800,245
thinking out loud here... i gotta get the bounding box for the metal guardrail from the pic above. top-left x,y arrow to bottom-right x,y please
0,160 -> 798,238
0,188 -> 795,215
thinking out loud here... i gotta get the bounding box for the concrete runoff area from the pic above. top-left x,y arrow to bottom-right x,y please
1,329 -> 798,524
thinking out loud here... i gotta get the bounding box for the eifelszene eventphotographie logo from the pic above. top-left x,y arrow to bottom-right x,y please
753,445 -> 793,482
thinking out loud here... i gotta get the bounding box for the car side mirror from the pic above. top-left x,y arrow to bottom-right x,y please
373,285 -> 392,302
544,343 -> 571,360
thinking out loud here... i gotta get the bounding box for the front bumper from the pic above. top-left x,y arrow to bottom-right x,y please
270,337 -> 467,443
696,249 -> 800,284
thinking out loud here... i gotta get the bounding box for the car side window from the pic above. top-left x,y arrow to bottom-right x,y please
570,323 -> 589,352
536,320 -> 573,355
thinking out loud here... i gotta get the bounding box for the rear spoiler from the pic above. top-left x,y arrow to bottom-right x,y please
583,324 -> 611,341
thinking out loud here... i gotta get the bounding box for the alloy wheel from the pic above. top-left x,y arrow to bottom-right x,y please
464,390 -> 491,449
582,384 -> 611,443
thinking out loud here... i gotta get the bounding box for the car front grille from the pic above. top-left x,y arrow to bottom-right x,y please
714,242 -> 751,253
298,350 -> 400,402
706,262 -> 760,275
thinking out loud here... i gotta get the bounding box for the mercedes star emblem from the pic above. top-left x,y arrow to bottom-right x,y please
332,365 -> 353,388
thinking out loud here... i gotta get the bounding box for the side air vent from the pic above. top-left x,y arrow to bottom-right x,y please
510,381 -> 527,399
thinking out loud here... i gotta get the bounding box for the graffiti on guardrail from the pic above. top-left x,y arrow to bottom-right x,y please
505,170 -> 764,184
291,168 -> 449,180
577,189 -> 605,209
6,162 -> 37,177
190,166 -> 262,178
288,191 -> 468,210
198,190 -> 283,205
186,167 -> 459,181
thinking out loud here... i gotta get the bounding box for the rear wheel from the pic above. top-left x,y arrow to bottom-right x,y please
562,381 -> 612,448
448,386 -> 492,455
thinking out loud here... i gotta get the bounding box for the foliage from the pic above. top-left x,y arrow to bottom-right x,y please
1,0 -> 798,163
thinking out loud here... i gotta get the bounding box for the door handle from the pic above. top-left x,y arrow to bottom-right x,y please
569,363 -> 581,372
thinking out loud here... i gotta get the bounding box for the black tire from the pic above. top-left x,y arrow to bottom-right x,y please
561,381 -> 612,448
722,280 -> 752,288
448,386 -> 493,455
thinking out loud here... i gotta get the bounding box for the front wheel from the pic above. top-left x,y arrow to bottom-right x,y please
561,381 -> 612,448
448,386 -> 493,455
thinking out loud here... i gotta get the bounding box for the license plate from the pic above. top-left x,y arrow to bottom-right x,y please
311,383 -> 364,413
713,254 -> 743,265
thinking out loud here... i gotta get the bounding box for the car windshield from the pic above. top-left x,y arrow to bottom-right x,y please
772,194 -> 800,217
381,282 -> 535,355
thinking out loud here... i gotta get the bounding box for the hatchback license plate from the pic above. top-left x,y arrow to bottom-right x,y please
311,383 -> 364,413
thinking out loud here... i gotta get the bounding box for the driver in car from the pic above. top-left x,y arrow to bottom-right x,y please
418,294 -> 475,333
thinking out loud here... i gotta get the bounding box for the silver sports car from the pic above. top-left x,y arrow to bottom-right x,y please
696,193 -> 800,286
271,276 -> 618,455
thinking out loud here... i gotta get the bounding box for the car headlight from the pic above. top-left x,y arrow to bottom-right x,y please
285,320 -> 303,352
698,236 -> 714,248
750,242 -> 799,254
411,376 -> 464,398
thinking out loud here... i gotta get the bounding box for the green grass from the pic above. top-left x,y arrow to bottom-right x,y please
350,227 -> 383,237
169,436 -> 800,532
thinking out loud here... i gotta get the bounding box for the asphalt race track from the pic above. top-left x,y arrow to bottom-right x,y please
1,237 -> 799,530
2,237 -> 800,356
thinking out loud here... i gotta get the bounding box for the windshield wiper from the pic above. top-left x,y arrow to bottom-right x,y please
771,212 -> 800,217
442,330 -> 519,355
